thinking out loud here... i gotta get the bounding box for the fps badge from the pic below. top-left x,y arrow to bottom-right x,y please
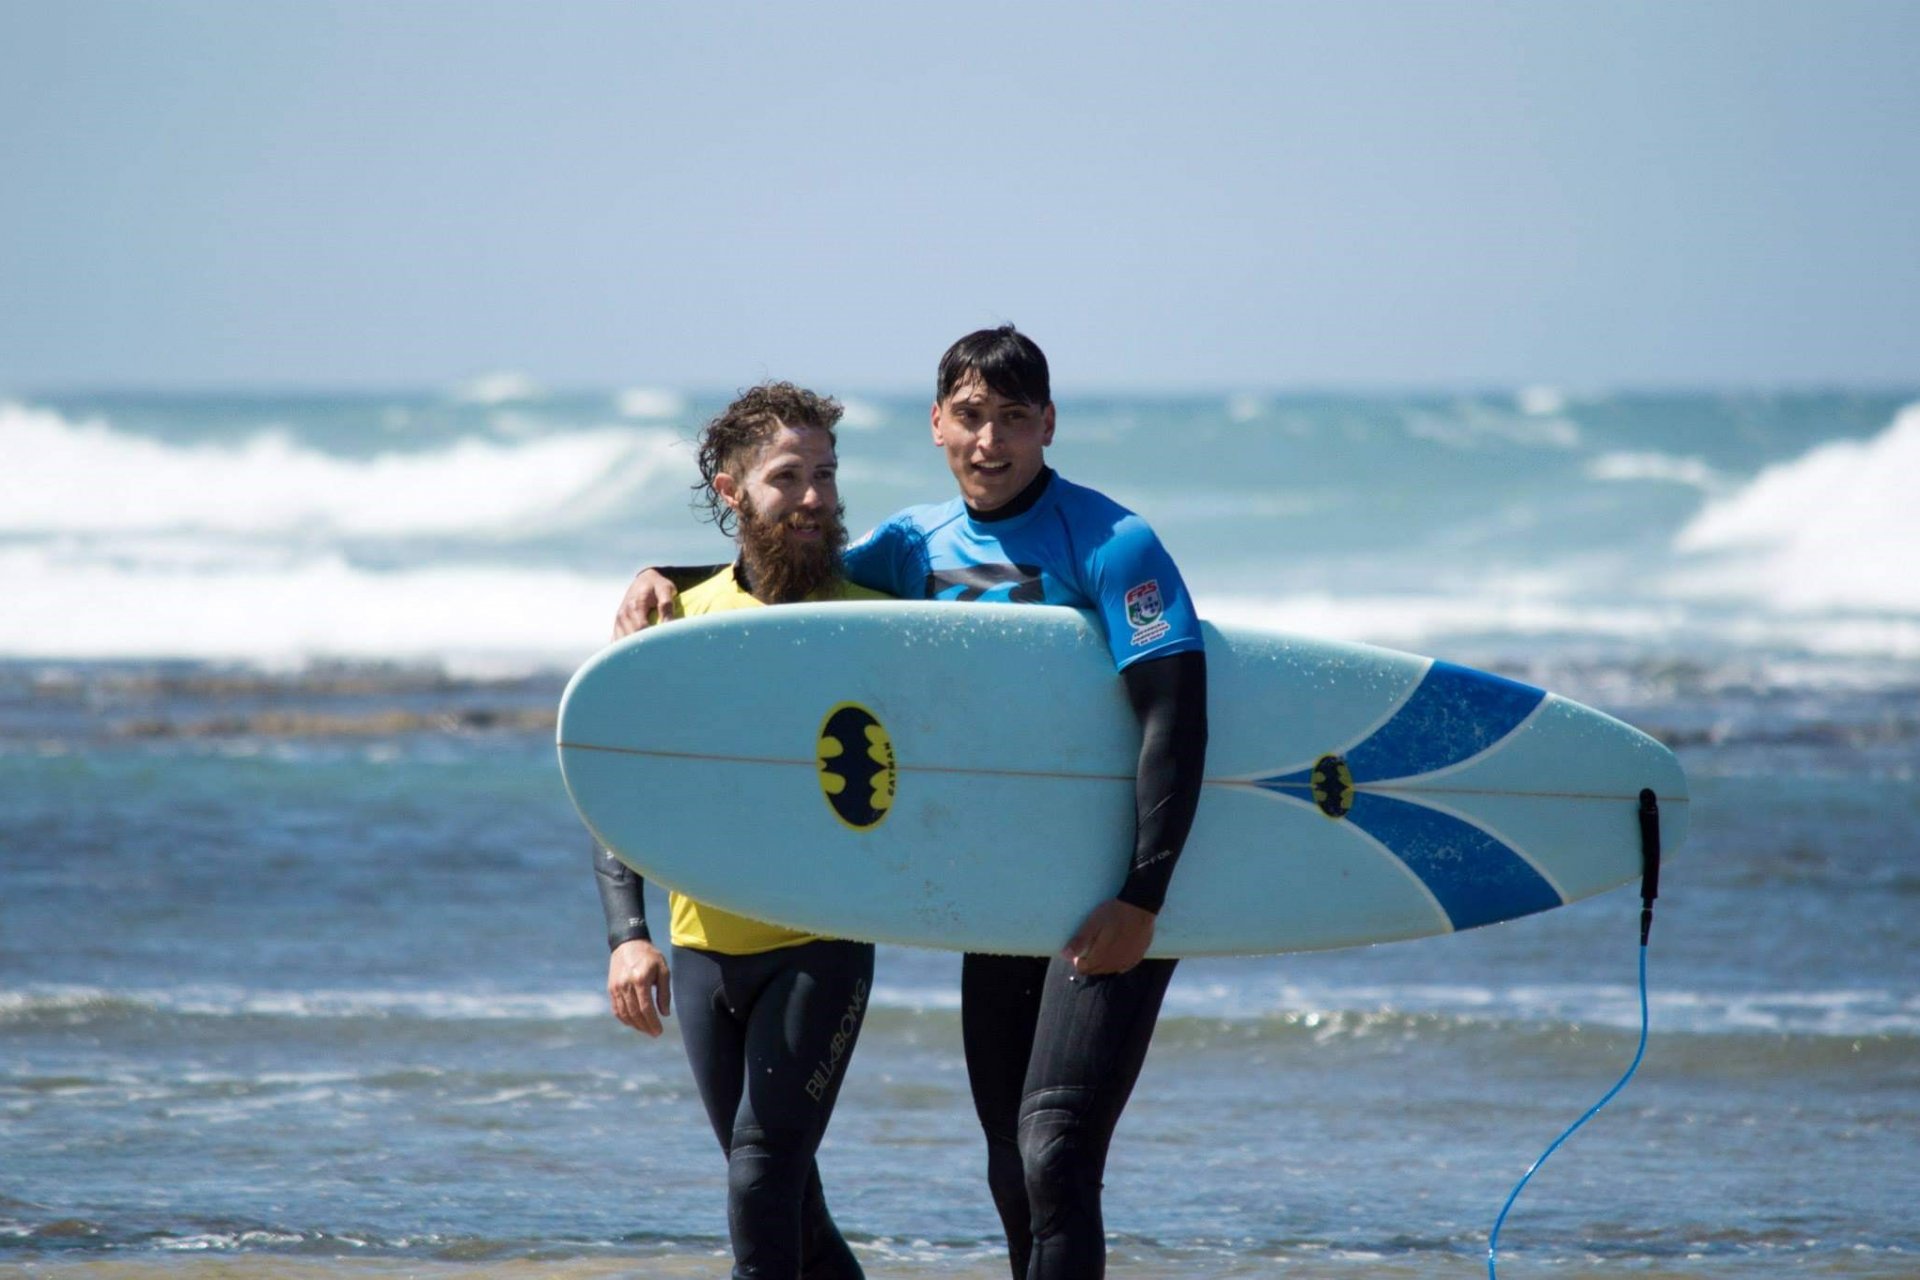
817,702 -> 896,831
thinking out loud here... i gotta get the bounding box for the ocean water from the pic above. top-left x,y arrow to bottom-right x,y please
2,386 -> 1917,1278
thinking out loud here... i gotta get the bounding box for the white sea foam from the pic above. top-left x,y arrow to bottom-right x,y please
617,386 -> 688,419
7,397 -> 1919,665
1209,587 -> 1920,662
1403,403 -> 1583,450
1672,402 -> 1920,613
1202,589 -> 1689,649
0,545 -> 614,664
450,370 -> 542,405
1226,393 -> 1267,424
0,983 -> 605,1021
6,978 -> 1911,1037
867,982 -> 963,1013
0,401 -> 691,662
1585,450 -> 1723,490
1516,385 -> 1566,416
838,396 -> 889,430
1162,977 -> 1920,1037
11,546 -> 1914,665
0,401 -> 680,538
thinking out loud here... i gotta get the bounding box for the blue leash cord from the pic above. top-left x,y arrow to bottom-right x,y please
1488,787 -> 1661,1278
1485,942 -> 1650,1278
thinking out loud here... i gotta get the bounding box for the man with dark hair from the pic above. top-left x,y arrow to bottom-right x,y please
597,381 -> 880,1280
616,331 -> 1208,1280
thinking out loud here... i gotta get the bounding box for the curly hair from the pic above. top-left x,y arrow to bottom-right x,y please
693,382 -> 844,535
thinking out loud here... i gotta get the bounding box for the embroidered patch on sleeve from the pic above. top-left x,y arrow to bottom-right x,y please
1125,579 -> 1171,646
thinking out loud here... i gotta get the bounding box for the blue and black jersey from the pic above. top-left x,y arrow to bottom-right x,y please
843,469 -> 1204,671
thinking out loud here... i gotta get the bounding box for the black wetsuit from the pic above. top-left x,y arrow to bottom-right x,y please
597,853 -> 872,1280
963,645 -> 1204,1280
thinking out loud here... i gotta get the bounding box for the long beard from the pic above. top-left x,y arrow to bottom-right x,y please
736,497 -> 848,604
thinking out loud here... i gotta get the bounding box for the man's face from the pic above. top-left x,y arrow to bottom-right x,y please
930,376 -> 1055,513
720,424 -> 845,603
720,424 -> 840,539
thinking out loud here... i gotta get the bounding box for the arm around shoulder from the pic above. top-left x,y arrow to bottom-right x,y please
612,565 -> 727,638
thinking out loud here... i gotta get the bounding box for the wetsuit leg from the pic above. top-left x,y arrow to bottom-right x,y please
1017,955 -> 1177,1280
960,952 -> 1049,1280
798,1160 -> 863,1280
674,943 -> 748,1151
678,939 -> 873,1280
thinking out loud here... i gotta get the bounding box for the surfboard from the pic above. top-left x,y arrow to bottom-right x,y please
558,602 -> 1687,957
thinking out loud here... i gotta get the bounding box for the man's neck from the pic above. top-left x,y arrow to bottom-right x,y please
967,466 -> 1054,523
734,554 -> 840,605
731,557 -> 758,599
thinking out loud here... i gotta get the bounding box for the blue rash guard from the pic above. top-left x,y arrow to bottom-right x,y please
842,467 -> 1207,914
841,469 -> 1204,670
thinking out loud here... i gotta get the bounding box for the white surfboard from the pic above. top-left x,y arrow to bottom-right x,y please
558,602 -> 1687,956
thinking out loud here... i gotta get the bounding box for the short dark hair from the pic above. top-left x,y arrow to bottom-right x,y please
693,381 -> 842,535
936,325 -> 1051,407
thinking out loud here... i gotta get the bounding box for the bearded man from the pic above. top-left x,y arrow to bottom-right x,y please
593,381 -> 883,1280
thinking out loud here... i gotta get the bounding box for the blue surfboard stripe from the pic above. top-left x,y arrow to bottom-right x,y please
1255,661 -> 1546,791
1345,793 -> 1564,931
1344,661 -> 1546,782
1245,663 -> 1554,930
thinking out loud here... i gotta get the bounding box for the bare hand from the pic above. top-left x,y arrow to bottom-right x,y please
1064,898 -> 1156,975
613,569 -> 679,639
608,939 -> 672,1036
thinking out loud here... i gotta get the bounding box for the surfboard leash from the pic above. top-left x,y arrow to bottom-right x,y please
1485,788 -> 1662,1279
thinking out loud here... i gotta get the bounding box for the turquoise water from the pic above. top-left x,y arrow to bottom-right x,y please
5,388 -> 1917,666
3,389 -> 1917,1276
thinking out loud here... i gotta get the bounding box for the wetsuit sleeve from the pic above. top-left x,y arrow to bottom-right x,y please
645,565 -> 726,593
593,840 -> 652,950
1086,514 -> 1204,669
1115,650 -> 1208,914
843,516 -> 926,597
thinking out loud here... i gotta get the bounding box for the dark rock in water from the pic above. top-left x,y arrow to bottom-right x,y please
111,705 -> 556,739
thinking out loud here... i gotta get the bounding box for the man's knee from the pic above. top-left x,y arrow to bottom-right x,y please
729,1122 -> 813,1201
727,1124 -> 815,1277
1016,1088 -> 1102,1224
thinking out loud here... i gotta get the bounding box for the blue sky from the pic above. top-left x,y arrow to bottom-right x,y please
3,1 -> 1916,392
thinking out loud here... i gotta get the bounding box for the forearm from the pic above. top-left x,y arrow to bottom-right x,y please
1116,650 -> 1208,913
592,840 -> 652,950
